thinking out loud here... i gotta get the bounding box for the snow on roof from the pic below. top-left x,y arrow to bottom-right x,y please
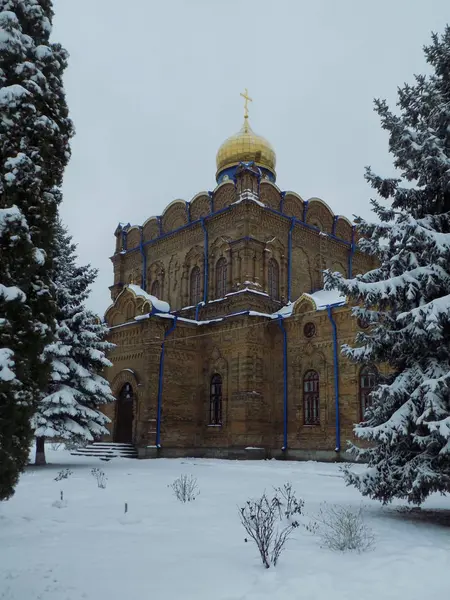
226,287 -> 269,298
273,302 -> 294,318
231,190 -> 266,208
272,289 -> 345,319
127,284 -> 170,313
305,289 -> 346,310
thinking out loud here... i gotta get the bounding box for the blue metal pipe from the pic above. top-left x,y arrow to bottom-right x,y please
200,218 -> 209,304
332,215 -> 339,236
208,191 -> 214,214
287,218 -> 295,302
280,191 -> 286,213
156,317 -> 178,448
139,227 -> 147,290
326,305 -> 341,452
195,302 -> 203,321
186,201 -> 191,223
348,225 -> 356,277
302,200 -> 309,222
277,316 -> 288,452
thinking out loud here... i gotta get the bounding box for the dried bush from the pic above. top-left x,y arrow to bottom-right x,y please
91,468 -> 107,489
54,468 -> 73,481
169,474 -> 199,502
239,486 -> 302,569
307,502 -> 375,552
273,482 -> 304,520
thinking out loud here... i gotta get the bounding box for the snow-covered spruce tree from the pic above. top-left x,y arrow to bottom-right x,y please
0,2 -> 73,498
33,222 -> 115,465
324,27 -> 450,505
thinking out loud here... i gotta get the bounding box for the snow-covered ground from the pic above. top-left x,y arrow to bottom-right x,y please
0,448 -> 448,600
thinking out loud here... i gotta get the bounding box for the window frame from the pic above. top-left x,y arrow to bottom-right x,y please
209,373 -> 223,426
360,365 -> 378,419
303,370 -> 320,425
268,258 -> 280,300
216,257 -> 228,299
190,266 -> 202,306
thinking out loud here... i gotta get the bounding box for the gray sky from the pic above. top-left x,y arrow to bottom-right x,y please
52,0 -> 449,316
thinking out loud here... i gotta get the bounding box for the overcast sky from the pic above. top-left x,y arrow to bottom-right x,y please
52,0 -> 449,315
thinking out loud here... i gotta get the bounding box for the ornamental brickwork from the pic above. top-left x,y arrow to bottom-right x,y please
104,163 -> 377,461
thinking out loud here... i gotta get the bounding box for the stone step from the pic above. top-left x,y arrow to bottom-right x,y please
70,442 -> 138,460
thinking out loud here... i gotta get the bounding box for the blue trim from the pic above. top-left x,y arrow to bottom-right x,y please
139,226 -> 147,290
287,218 -> 295,302
208,191 -> 214,214
327,305 -> 341,452
280,191 -> 286,213
216,164 -> 275,185
332,215 -> 339,236
156,317 -> 178,448
120,204 -> 352,257
194,302 -> 204,321
186,202 -> 191,223
303,200 -> 309,222
277,316 -> 288,452
200,218 -> 209,303
157,216 -> 163,236
348,225 -> 356,277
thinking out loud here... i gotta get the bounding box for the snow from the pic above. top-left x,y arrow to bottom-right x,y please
33,247 -> 45,266
0,283 -> 25,303
232,190 -> 266,207
127,284 -> 170,313
0,84 -> 30,107
35,45 -> 53,60
0,205 -> 27,236
226,287 -> 269,298
0,347 -> 15,381
0,447 -> 448,600
304,289 -> 346,310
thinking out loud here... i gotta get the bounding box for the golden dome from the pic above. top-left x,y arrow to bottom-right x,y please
216,117 -> 276,178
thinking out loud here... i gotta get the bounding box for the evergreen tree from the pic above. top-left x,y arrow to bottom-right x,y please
0,1 -> 73,499
325,26 -> 450,505
33,222 -> 115,464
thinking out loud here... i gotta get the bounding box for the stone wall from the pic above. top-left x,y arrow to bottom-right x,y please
104,169 -> 377,460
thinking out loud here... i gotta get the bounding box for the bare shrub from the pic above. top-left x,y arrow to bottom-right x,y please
273,482 -> 304,520
54,468 -> 73,481
169,474 -> 199,502
307,502 -> 375,552
91,468 -> 107,489
239,488 -> 301,569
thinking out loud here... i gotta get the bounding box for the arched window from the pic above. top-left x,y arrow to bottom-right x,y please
360,365 -> 378,418
304,370 -> 320,425
190,266 -> 201,305
216,257 -> 227,298
268,258 -> 280,300
210,374 -> 222,425
150,280 -> 160,298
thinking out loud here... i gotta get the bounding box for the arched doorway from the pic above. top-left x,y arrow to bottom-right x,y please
115,383 -> 134,443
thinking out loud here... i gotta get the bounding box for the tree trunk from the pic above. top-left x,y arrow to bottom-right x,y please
35,437 -> 46,466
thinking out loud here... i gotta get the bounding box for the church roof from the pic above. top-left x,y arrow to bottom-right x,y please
216,118 -> 276,179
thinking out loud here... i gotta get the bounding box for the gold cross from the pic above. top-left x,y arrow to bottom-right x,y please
240,88 -> 252,119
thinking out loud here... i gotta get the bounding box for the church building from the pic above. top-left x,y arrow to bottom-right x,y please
103,92 -> 378,461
